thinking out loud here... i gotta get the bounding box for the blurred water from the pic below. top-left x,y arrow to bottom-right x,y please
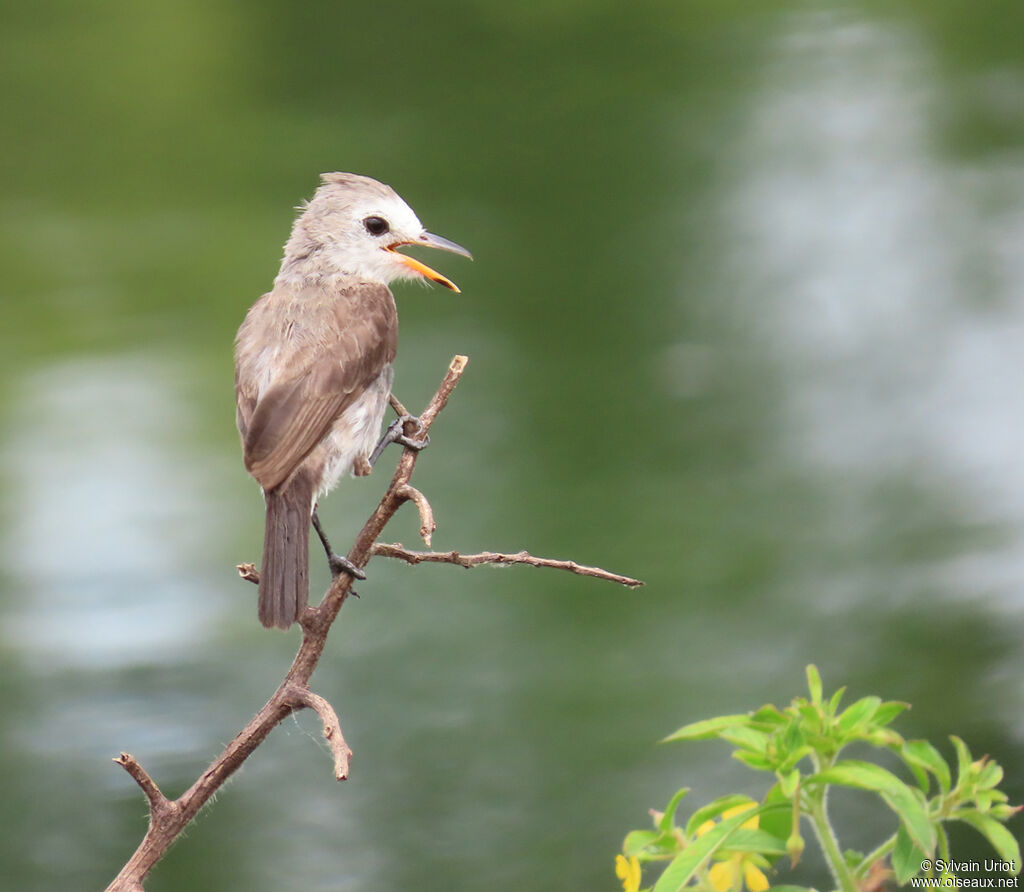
2,355 -> 224,668
1,2 -> 1022,890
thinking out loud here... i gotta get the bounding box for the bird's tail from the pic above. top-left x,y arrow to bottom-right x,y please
259,476 -> 314,629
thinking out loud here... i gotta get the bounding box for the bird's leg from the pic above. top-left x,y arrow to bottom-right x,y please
311,507 -> 366,580
368,414 -> 430,467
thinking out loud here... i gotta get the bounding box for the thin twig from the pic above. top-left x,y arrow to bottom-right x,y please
283,684 -> 352,781
371,542 -> 645,588
113,754 -> 173,818
395,483 -> 435,547
388,393 -> 410,418
237,562 -> 258,584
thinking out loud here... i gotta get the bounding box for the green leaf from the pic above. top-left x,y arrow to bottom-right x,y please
806,665 -> 823,704
684,795 -> 757,839
733,750 -> 773,770
954,810 -> 1022,869
720,726 -> 770,754
836,696 -> 881,734
976,759 -> 1004,791
935,825 -> 951,872
866,728 -> 904,748
659,788 -> 690,832
758,784 -> 793,859
951,735 -> 973,784
872,700 -> 910,727
779,768 -> 800,798
662,714 -> 751,743
623,829 -> 663,857
778,745 -> 815,774
812,760 -> 936,853
844,849 -> 865,869
879,786 -> 933,854
901,740 -> 951,794
797,704 -> 823,733
717,827 -> 788,856
781,721 -> 806,752
826,685 -> 847,716
654,804 -> 777,892
751,704 -> 787,727
904,758 -> 930,794
974,790 -> 999,812
892,823 -> 924,884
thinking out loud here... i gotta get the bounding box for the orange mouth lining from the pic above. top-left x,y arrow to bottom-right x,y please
386,245 -> 460,292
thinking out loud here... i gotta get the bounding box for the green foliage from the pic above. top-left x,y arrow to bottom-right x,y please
618,667 -> 1021,892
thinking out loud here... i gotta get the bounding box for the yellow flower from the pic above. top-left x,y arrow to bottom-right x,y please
616,854 -> 642,892
697,803 -> 770,892
708,859 -> 770,892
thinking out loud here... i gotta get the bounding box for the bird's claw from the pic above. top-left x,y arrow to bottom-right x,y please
328,554 -> 367,581
369,414 -> 429,466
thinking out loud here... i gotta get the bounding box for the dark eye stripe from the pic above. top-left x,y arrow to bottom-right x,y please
363,216 -> 390,236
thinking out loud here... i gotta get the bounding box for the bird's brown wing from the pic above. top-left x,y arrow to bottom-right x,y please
237,282 -> 398,492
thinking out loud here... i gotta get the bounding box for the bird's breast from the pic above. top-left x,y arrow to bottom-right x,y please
318,363 -> 395,496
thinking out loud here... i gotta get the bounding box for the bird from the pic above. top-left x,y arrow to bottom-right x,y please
234,172 -> 471,629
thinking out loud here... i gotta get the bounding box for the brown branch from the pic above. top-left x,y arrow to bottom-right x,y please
394,483 -> 435,547
282,683 -> 352,781
105,355 -> 469,892
237,562 -> 258,584
387,392 -> 410,417
371,542 -> 645,588
106,352 -> 644,889
113,753 -> 173,818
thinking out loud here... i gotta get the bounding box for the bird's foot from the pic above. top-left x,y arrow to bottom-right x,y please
369,414 -> 430,466
312,508 -> 366,580
328,553 -> 367,581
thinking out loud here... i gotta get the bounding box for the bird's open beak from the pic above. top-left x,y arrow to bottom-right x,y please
387,232 -> 473,293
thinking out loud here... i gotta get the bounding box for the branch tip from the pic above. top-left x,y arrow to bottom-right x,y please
113,752 -> 171,815
396,483 -> 436,547
371,542 -> 644,588
388,393 -> 411,418
237,562 -> 259,584
284,685 -> 352,781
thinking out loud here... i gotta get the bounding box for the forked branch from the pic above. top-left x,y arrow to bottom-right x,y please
106,354 -> 642,890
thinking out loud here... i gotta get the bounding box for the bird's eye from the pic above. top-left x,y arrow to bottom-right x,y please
363,216 -> 390,236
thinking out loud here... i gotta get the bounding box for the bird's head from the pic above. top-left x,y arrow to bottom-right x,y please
279,172 -> 472,291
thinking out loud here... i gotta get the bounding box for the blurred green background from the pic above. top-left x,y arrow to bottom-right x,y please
2,1 -> 1022,889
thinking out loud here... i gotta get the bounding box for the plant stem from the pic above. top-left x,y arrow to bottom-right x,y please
854,834 -> 897,881
936,824 -> 951,863
806,789 -> 858,892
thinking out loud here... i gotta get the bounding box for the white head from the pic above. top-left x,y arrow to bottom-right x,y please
276,172 -> 471,290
